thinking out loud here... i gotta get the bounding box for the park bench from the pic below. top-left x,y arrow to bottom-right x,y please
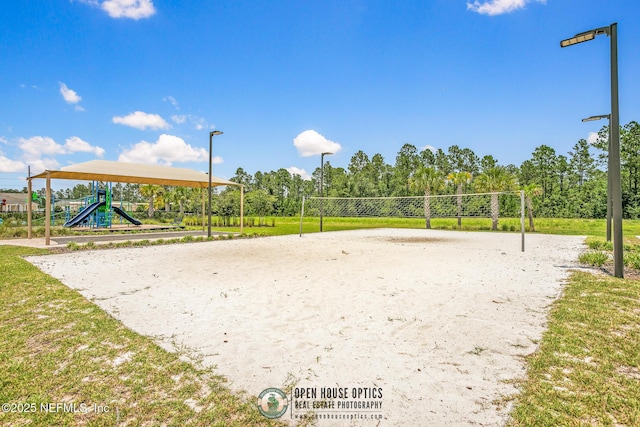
171,217 -> 184,228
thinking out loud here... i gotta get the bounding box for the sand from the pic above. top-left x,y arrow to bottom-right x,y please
26,228 -> 585,426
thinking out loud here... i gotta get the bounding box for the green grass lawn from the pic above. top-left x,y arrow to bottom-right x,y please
0,246 -> 282,426
203,216 -> 640,238
3,216 -> 640,239
1,217 -> 639,425
507,269 -> 640,426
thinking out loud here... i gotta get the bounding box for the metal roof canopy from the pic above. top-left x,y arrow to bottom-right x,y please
26,160 -> 244,245
27,160 -> 241,188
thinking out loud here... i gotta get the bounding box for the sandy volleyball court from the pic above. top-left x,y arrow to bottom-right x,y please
27,229 -> 585,426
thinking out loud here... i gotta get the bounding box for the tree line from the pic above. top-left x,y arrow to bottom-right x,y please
44,120 -> 640,221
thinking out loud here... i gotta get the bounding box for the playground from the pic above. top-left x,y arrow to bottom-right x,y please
50,184 -> 142,230
24,160 -> 243,245
27,227 -> 585,426
2,184 -> 143,231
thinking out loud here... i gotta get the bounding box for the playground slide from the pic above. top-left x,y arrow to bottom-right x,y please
63,201 -> 105,227
112,206 -> 142,226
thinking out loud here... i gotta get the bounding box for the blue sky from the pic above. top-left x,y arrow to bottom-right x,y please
1,0 -> 639,191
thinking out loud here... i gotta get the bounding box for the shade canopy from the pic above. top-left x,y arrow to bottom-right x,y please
28,160 -> 240,188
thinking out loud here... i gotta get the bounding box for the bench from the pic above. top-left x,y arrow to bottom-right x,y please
171,217 -> 184,228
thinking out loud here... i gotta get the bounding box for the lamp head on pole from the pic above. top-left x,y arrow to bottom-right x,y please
582,114 -> 610,122
210,130 -> 223,137
560,26 -> 610,48
562,22 -> 622,277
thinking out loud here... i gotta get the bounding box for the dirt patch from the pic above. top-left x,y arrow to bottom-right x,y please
598,265 -> 640,281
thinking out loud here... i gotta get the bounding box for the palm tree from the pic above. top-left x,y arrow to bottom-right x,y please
409,166 -> 445,229
139,184 -> 164,218
165,186 -> 191,215
522,183 -> 543,232
446,171 -> 472,228
474,167 -> 516,231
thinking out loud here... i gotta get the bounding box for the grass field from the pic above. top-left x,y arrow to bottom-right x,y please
507,268 -> 640,426
208,216 -> 640,238
0,245 -> 283,426
3,216 -> 640,239
1,217 -> 639,425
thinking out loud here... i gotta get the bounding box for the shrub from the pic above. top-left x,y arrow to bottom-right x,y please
12,228 -> 27,238
578,251 -> 609,267
624,252 -> 640,270
587,239 -> 613,251
183,215 -> 201,226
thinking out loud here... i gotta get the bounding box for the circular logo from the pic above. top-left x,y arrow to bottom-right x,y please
257,388 -> 288,419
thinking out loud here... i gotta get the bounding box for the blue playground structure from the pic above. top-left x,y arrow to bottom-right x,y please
64,182 -> 141,228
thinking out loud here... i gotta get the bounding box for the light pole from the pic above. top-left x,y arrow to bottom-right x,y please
208,130 -> 223,238
319,151 -> 333,232
582,114 -> 612,241
562,23 -> 623,278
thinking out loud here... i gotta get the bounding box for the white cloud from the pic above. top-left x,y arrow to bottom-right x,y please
286,166 -> 312,180
0,137 -> 8,144
15,136 -> 104,173
11,136 -> 62,174
169,114 -> 213,130
466,0 -> 546,16
293,130 -> 342,158
113,111 -> 170,130
18,136 -> 66,161
164,96 -> 179,109
64,136 -> 105,157
118,134 -> 214,166
19,136 -> 104,158
587,132 -> 600,145
74,0 -> 100,5
59,82 -> 82,104
420,144 -> 436,153
0,153 -> 26,173
27,158 -> 61,175
101,0 -> 156,20
171,115 -> 187,124
192,116 -> 210,130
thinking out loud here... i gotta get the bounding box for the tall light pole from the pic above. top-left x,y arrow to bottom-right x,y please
562,23 -> 623,278
319,151 -> 333,232
582,114 -> 612,241
208,130 -> 223,238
